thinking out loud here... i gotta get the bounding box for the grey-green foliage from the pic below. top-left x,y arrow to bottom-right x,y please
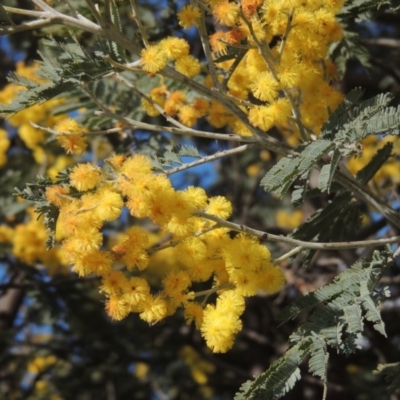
261,88 -> 400,201
260,140 -> 335,198
0,37 -> 114,116
105,0 -> 126,63
374,362 -> 400,393
151,145 -> 202,171
332,1 -> 400,76
235,248 -> 393,400
14,172 -> 74,249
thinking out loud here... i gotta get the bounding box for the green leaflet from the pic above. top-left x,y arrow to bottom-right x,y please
356,142 -> 393,184
105,0 -> 126,63
343,304 -> 363,334
318,149 -> 342,193
308,334 -> 328,382
61,59 -> 114,82
359,296 -> 386,337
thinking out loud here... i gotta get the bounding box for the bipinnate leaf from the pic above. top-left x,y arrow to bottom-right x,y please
261,140 -> 334,198
236,248 -> 392,400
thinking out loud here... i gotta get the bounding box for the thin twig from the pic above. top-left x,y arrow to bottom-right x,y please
129,0 -> 149,47
195,212 -> 400,250
239,10 -> 276,75
221,49 -> 247,92
164,144 -> 256,175
62,0 -> 80,18
84,0 -> 105,28
194,283 -> 234,298
114,72 -> 190,131
197,4 -> 220,89
81,82 -> 110,113
147,225 -> 219,255
31,121 -> 123,137
274,246 -> 303,263
94,110 -> 259,142
278,8 -> 294,59
3,6 -> 44,17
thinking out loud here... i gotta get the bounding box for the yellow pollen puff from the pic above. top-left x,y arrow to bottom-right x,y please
258,264 -> 286,294
140,45 -> 168,74
69,163 -> 103,191
251,71 -> 279,102
175,55 -> 201,78
64,226 -> 103,255
72,250 -> 111,276
56,133 -> 87,155
162,271 -> 192,296
45,185 -> 70,207
140,294 -> 168,324
192,98 -> 209,117
178,105 -> 199,127
212,1 -> 240,27
141,98 -> 161,117
206,101 -> 230,128
106,295 -> 129,321
209,31 -> 228,55
200,304 -> 242,353
164,91 -> 187,116
100,270 -> 129,296
184,302 -> 204,329
54,117 -> 83,135
122,277 -> 150,306
176,236 -> 207,264
93,188 -> 123,221
106,154 -> 126,170
160,37 -> 190,60
205,196 -> 232,220
178,5 -> 201,29
217,290 -> 245,316
119,154 -> 153,178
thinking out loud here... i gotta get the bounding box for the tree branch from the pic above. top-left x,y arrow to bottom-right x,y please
195,212 -> 400,251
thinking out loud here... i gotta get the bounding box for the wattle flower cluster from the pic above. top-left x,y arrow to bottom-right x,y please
141,0 -> 344,138
45,154 -> 285,352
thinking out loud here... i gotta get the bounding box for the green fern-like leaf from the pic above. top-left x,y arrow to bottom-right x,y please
322,87 -> 364,140
237,248 -> 392,400
261,140 -> 334,198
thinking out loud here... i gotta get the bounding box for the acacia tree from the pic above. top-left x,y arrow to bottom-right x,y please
1,0 -> 400,399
